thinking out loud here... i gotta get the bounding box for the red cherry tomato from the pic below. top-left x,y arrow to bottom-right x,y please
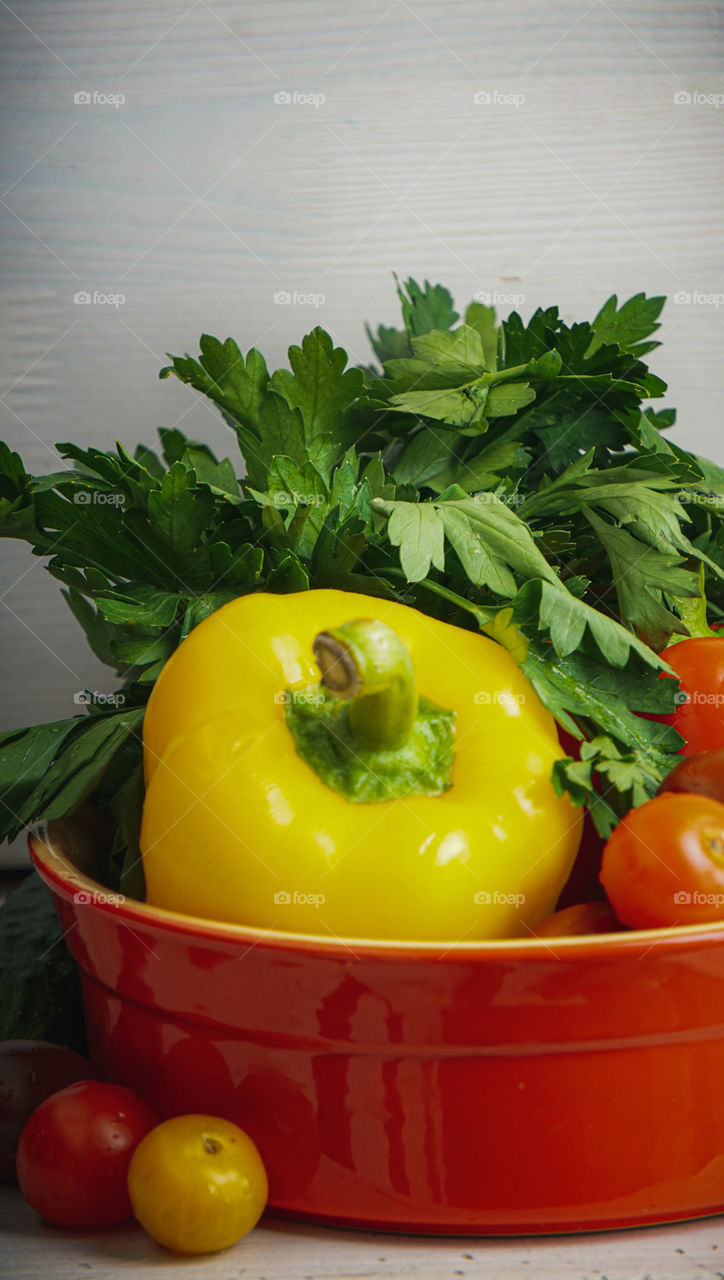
600,792 -> 724,929
0,1041 -> 95,1183
16,1081 -> 157,1227
658,637 -> 724,755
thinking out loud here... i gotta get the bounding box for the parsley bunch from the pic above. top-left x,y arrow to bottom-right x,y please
3,276 -> 724,878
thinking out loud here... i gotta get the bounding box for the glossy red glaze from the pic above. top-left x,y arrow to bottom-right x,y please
30,821 -> 724,1236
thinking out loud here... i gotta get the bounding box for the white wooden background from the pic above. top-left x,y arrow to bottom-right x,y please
1,3 -> 724,1272
2,0 -> 724,736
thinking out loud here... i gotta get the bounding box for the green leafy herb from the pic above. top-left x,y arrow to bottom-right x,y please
585,292 -> 665,360
5,275 -> 724,1013
0,873 -> 86,1051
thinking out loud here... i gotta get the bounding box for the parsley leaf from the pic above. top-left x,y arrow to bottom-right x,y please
585,292 -> 665,360
270,328 -> 366,447
396,275 -> 459,338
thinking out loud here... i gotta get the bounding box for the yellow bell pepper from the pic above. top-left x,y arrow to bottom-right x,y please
140,590 -> 581,941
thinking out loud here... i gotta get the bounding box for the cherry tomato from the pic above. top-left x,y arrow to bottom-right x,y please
535,901 -> 623,936
127,1115 -> 268,1254
16,1081 -> 157,1227
0,1041 -> 95,1183
658,637 -> 724,755
659,749 -> 724,804
600,793 -> 724,929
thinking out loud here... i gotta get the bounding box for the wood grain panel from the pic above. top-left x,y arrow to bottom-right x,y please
1,0 -> 723,820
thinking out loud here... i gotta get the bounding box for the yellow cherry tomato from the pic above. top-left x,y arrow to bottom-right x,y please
127,1115 -> 267,1254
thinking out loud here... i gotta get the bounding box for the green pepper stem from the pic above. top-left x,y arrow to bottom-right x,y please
313,619 -> 418,750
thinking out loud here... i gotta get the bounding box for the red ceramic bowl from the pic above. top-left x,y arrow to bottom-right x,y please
30,817 -> 724,1236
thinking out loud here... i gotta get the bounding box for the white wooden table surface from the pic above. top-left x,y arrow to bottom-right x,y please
2,2 -> 724,1273
1,1187 -> 723,1280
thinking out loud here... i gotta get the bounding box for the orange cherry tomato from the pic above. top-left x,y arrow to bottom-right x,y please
657,638 -> 724,755
659,749 -> 724,804
600,793 -> 724,929
534,901 -> 622,937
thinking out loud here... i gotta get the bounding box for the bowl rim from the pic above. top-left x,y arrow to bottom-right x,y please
29,821 -> 724,963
